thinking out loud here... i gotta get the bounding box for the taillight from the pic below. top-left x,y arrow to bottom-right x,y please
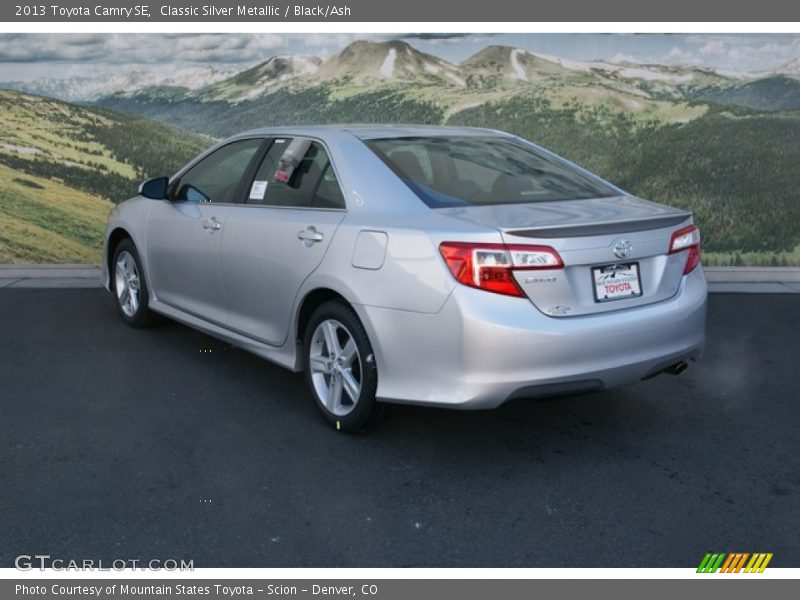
438,242 -> 563,297
669,224 -> 701,274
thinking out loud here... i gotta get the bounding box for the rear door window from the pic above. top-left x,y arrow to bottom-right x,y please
247,138 -> 345,209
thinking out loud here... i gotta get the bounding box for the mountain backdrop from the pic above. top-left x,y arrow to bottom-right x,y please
1,39 -> 799,265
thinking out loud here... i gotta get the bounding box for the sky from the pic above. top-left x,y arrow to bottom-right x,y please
0,32 -> 798,81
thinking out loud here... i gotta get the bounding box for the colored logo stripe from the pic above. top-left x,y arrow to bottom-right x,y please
697,553 -> 726,573
697,552 -> 773,573
720,553 -> 749,573
745,553 -> 773,573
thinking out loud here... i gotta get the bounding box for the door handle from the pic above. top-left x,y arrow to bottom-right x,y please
297,226 -> 324,245
203,217 -> 222,233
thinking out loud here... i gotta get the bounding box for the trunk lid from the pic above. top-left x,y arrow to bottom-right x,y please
437,196 -> 693,317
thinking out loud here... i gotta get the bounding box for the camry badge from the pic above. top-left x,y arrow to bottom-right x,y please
612,239 -> 633,260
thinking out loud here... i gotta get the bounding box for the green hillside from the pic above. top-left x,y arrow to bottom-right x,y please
692,76 -> 800,112
0,90 -> 210,263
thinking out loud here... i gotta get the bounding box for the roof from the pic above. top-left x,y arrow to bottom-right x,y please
232,124 -> 511,141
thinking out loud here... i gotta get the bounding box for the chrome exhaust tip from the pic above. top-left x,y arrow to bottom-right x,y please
665,361 -> 689,376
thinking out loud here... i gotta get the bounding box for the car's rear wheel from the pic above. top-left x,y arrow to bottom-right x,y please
112,239 -> 158,328
304,301 -> 380,432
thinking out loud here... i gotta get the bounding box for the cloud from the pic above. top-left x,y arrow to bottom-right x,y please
0,33 -> 288,64
402,33 -> 495,46
675,33 -> 800,71
666,46 -> 701,65
699,40 -> 727,56
610,52 -> 639,64
302,33 -> 366,48
403,33 -> 468,40
401,33 -> 491,41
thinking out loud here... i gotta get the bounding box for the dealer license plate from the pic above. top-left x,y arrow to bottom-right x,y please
592,262 -> 642,302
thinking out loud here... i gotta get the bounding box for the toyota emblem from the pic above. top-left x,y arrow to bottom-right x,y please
612,239 -> 633,259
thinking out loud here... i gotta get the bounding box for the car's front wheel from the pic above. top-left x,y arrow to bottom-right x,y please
112,238 -> 158,328
304,301 -> 381,432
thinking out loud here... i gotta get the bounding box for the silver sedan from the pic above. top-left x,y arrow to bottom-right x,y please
102,125 -> 706,431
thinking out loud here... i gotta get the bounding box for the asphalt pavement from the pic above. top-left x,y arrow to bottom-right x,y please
1,289 -> 798,567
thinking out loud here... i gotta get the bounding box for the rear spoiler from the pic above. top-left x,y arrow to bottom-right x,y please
506,214 -> 691,239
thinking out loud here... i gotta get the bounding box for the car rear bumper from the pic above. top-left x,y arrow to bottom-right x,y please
357,266 -> 707,408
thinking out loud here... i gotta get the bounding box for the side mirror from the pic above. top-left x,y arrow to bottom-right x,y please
139,177 -> 169,200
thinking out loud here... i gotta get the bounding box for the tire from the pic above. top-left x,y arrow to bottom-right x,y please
111,238 -> 159,328
303,300 -> 381,432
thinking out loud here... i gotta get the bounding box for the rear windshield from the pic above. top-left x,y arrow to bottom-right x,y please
365,136 -> 616,208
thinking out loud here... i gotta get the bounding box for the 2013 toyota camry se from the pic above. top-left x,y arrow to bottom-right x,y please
102,125 -> 707,431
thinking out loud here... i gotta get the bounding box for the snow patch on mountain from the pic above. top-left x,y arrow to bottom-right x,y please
614,67 -> 695,83
380,48 -> 397,78
510,49 -> 527,81
445,72 -> 466,87
529,52 -> 596,72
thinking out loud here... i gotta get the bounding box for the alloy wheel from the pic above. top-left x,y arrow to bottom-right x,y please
308,319 -> 363,416
115,250 -> 141,318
